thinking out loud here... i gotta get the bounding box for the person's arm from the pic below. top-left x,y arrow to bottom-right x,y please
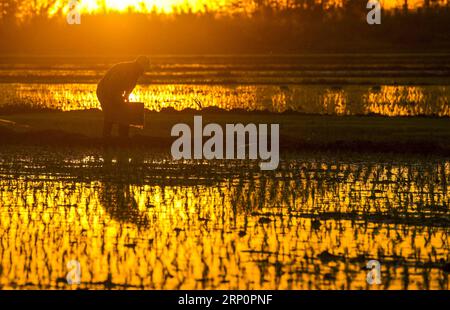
111,62 -> 139,102
123,90 -> 131,102
122,78 -> 138,102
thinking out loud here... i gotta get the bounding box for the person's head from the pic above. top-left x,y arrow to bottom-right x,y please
135,56 -> 150,73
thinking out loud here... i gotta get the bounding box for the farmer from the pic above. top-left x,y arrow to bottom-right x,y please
96,56 -> 150,139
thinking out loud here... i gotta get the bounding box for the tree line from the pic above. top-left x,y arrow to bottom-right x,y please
0,0 -> 449,54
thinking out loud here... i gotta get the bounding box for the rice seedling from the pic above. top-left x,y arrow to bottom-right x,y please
0,146 -> 448,289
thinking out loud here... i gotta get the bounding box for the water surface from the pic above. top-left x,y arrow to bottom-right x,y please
1,83 -> 449,116
0,148 -> 448,289
1,55 -> 450,116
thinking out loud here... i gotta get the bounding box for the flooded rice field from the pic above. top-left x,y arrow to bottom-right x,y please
1,54 -> 450,116
0,147 -> 448,289
1,83 -> 450,116
0,55 -> 449,290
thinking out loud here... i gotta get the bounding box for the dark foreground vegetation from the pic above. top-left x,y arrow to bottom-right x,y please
1,109 -> 449,155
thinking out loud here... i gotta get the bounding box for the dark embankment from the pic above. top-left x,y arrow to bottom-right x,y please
0,109 -> 449,156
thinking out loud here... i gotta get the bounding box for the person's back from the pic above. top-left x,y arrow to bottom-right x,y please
97,62 -> 140,99
97,56 -> 150,139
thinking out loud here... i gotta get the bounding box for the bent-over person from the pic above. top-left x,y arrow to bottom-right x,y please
96,56 -> 150,139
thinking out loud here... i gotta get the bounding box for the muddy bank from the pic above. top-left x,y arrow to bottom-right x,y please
0,110 -> 449,156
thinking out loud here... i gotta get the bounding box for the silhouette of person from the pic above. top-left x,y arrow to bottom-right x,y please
97,56 -> 150,139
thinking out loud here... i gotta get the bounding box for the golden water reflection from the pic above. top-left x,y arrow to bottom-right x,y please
0,83 -> 449,116
0,150 -> 449,289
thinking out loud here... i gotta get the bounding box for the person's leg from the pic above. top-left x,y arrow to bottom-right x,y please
103,120 -> 114,139
117,100 -> 130,139
98,91 -> 114,140
118,123 -> 130,138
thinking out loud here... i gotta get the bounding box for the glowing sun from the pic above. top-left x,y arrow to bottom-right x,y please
78,0 -> 221,13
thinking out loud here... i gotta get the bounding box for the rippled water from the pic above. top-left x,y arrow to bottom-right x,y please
1,83 -> 449,116
0,148 -> 448,289
1,54 -> 450,116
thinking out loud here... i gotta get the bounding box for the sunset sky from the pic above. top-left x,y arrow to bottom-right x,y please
76,0 -> 228,13
64,0 -> 425,14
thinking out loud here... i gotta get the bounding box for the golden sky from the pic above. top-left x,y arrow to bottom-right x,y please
72,0 -> 425,13
78,0 -> 228,13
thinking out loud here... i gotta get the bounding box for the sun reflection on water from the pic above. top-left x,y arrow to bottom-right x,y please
0,150 -> 448,289
1,83 -> 449,116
